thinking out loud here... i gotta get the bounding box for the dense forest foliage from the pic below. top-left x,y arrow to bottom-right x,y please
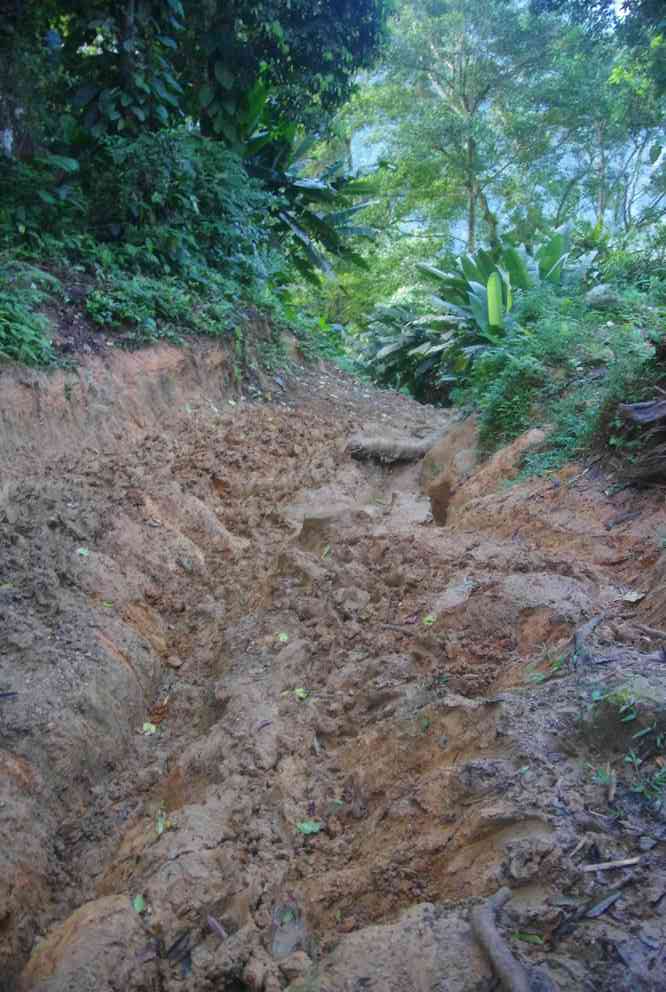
0,0 -> 389,361
1,0 -> 665,476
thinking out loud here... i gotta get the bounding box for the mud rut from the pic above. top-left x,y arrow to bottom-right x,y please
2,362 -> 666,992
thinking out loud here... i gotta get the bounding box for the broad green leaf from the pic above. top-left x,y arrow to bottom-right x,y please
501,246 -> 531,291
487,271 -> 504,330
39,154 -> 79,173
214,62 -> 235,91
132,894 -> 146,913
475,250 -> 497,282
513,932 -> 544,945
468,292 -> 489,333
151,78 -> 179,106
198,84 -> 215,109
133,74 -> 150,93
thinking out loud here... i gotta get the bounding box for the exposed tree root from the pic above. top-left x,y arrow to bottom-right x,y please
471,888 -> 559,992
471,888 -> 531,992
347,432 -> 444,464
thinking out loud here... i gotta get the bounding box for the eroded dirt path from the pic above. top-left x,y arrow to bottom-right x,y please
2,351 -> 666,992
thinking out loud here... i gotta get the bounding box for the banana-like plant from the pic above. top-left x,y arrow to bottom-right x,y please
486,270 -> 506,330
216,80 -> 376,282
357,302 -> 466,403
361,230 -> 571,398
418,229 -> 570,335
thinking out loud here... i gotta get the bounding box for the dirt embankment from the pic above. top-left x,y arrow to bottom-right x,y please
2,343 -> 666,992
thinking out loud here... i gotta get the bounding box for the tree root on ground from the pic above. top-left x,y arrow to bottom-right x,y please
471,888 -> 559,992
347,433 -> 444,464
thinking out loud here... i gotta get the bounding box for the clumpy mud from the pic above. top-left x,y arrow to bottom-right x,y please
2,345 -> 666,991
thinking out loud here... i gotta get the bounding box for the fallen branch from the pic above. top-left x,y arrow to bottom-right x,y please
619,400 -> 666,425
470,888 -> 531,992
605,510 -> 641,531
635,623 -> 666,641
581,857 -> 640,872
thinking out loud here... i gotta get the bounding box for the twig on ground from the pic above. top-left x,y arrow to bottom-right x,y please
581,857 -> 640,872
635,623 -> 666,641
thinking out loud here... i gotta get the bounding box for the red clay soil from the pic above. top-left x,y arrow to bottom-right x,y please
1,341 -> 666,992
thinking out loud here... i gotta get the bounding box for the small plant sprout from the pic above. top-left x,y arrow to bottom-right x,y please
296,819 -> 322,835
527,655 -> 567,685
590,764 -> 613,787
155,806 -> 172,836
513,932 -> 545,946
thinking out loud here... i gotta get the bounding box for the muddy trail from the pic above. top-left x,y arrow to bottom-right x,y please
2,343 -> 666,992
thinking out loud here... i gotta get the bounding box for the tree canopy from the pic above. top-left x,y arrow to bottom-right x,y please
0,0 -> 390,152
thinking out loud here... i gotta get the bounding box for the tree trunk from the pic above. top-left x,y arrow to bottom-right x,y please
555,174 -> 583,226
119,0 -> 137,90
467,186 -> 477,252
478,188 -> 500,254
595,127 -> 608,226
466,136 -> 477,252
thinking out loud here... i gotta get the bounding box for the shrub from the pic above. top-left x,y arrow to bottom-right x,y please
458,280 -> 663,471
86,129 -> 274,282
474,353 -> 545,452
0,292 -> 55,365
0,262 -> 59,365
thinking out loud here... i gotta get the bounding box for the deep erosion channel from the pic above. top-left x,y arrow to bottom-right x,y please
2,357 -> 666,991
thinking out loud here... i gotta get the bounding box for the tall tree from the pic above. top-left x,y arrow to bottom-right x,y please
539,26 -> 666,230
532,0 -> 666,93
343,0 -> 557,251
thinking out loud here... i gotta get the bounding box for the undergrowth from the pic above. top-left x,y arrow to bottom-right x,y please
0,129 -> 291,367
458,283 -> 665,474
0,262 -> 60,365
